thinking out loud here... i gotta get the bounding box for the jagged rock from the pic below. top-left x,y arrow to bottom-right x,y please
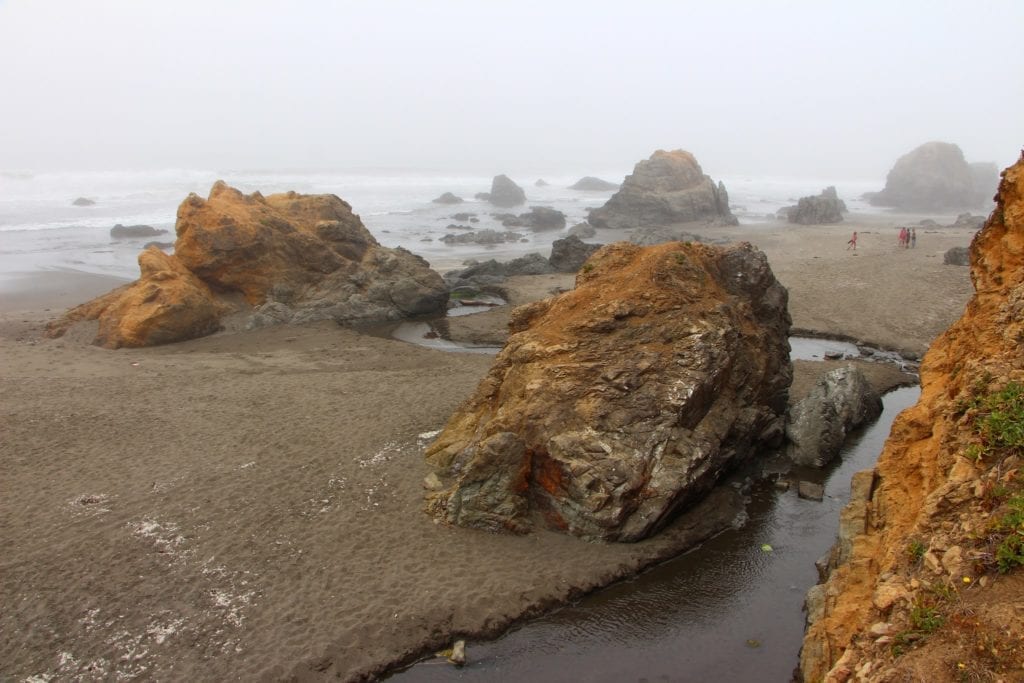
45,248 -> 226,348
425,241 -> 792,542
72,197 -> 95,206
588,150 -> 737,230
440,229 -> 524,245
486,175 -> 527,207
568,222 -> 596,238
47,182 -> 449,345
548,235 -> 602,272
943,246 -> 970,266
866,141 -> 989,210
569,176 -> 620,191
799,154 -> 1024,682
788,187 -> 846,225
432,192 -> 464,204
786,365 -> 883,467
110,224 -> 168,239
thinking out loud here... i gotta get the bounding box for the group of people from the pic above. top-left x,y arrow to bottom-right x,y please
898,226 -> 917,248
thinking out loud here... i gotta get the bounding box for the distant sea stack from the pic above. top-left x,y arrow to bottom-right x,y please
867,141 -> 998,211
588,150 -> 737,229
785,186 -> 846,225
479,175 -> 527,208
569,176 -> 620,191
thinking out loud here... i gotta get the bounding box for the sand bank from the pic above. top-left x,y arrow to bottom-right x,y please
0,213 -> 973,680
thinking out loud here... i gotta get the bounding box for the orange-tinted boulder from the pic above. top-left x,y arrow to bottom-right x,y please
425,241 -> 792,542
46,247 -> 225,348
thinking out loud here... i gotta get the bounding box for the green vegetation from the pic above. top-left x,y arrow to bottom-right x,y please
994,494 -> 1024,573
909,601 -> 945,633
907,539 -> 927,564
973,382 -> 1024,458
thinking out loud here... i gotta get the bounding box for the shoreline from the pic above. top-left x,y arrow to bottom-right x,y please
0,216 -> 971,681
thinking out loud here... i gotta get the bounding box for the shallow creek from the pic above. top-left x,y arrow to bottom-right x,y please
383,325 -> 919,681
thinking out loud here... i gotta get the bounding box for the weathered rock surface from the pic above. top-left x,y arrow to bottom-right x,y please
800,155 -> 1024,681
588,150 -> 737,230
867,141 -> 992,210
943,246 -> 970,266
485,175 -> 527,208
110,224 -> 168,239
46,248 -> 225,348
72,197 -> 95,206
548,235 -> 602,273
440,229 -> 524,246
788,187 -> 846,225
432,192 -> 464,204
786,365 -> 883,467
569,176 -> 620,191
501,206 -> 566,231
568,222 -> 596,238
47,182 -> 449,346
425,241 -> 792,542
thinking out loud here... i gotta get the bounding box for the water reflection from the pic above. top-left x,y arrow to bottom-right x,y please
390,387 -> 920,682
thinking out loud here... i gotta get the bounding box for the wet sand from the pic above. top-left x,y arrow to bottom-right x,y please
0,213 -> 974,681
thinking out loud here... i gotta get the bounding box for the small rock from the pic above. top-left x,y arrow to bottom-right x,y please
423,473 -> 443,490
774,479 -> 791,492
448,640 -> 466,666
798,481 -> 825,501
868,622 -> 893,637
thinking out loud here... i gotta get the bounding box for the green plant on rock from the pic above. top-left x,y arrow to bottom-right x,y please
974,382 -> 1024,456
909,601 -> 945,634
995,494 -> 1024,573
908,539 -> 927,564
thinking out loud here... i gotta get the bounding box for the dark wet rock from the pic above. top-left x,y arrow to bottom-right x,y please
788,187 -> 846,225
548,235 -> 602,273
440,229 -> 524,246
445,224 -> 473,231
432,192 -> 464,204
786,365 -> 883,467
425,241 -> 792,542
487,175 -> 527,208
72,197 -> 95,206
944,246 -> 970,266
442,254 -> 554,291
516,206 -> 566,231
569,176 -> 620,191
568,222 -> 596,238
588,150 -> 737,230
110,224 -> 169,239
451,212 -> 477,222
866,141 -> 990,210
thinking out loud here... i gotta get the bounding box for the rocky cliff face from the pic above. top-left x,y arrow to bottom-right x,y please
424,241 -> 791,542
800,155 -> 1024,681
588,150 -> 737,230
47,182 -> 448,347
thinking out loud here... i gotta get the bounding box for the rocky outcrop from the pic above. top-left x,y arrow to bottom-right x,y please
440,229 -> 524,246
788,187 -> 846,225
425,241 -> 792,542
587,150 -> 737,230
45,248 -> 226,348
483,175 -> 527,208
432,192 -> 464,204
786,365 -> 883,467
943,246 -> 970,266
568,222 -> 596,238
548,235 -> 602,273
110,224 -> 168,239
497,207 -> 566,231
569,176 -> 619,191
72,197 -> 95,206
800,155 -> 1024,681
867,141 -> 993,211
47,182 -> 448,346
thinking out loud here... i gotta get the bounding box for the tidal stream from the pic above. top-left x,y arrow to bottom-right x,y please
389,385 -> 920,682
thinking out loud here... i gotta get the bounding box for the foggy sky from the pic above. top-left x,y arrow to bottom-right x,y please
1,0 -> 1021,178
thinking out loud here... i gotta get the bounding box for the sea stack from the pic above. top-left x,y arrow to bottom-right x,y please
587,150 -> 737,230
867,141 -> 996,211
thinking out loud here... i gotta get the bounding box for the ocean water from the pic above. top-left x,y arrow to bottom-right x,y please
0,168 -> 883,281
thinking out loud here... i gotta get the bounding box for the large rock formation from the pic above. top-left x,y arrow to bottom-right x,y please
424,241 -> 792,542
800,155 -> 1024,681
786,365 -> 882,467
787,187 -> 846,225
569,176 -> 620,191
587,150 -> 737,230
47,182 -> 448,346
482,175 -> 527,208
867,141 -> 994,211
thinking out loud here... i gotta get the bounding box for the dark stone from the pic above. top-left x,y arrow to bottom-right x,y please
788,187 -> 846,225
798,481 -> 825,501
515,206 -> 566,231
432,192 -> 464,204
72,197 -> 95,206
548,235 -> 602,272
487,175 -> 527,208
110,224 -> 168,239
568,222 -> 597,238
440,229 -> 524,245
944,246 -> 970,266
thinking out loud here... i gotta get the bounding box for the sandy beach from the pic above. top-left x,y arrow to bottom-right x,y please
0,214 -> 976,681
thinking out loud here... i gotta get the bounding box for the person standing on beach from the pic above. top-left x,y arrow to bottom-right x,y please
911,227 -> 917,248
847,231 -> 858,250
898,227 -> 906,248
